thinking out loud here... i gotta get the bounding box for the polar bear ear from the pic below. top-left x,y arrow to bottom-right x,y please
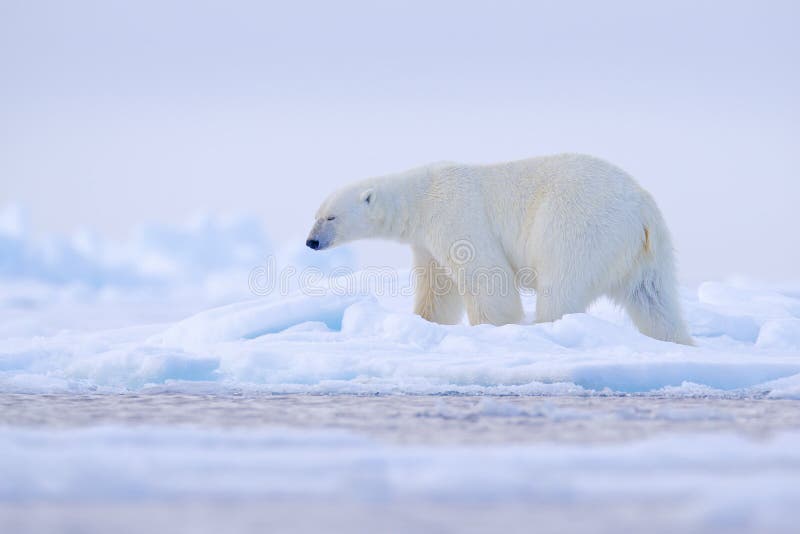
360,188 -> 375,205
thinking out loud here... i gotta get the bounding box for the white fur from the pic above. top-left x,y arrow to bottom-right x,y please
307,153 -> 693,345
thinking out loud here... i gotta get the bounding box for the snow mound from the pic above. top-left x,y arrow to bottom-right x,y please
156,294 -> 366,351
0,204 -> 355,300
1,277 -> 800,396
2,205 -> 799,397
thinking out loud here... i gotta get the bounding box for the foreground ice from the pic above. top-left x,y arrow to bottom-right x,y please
2,394 -> 799,533
3,207 -> 800,533
2,393 -> 800,533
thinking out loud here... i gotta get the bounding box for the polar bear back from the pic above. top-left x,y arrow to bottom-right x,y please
423,153 -> 657,277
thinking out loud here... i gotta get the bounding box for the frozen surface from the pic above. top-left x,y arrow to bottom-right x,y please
1,204 -> 800,396
1,394 -> 800,534
4,425 -> 800,510
3,394 -> 800,444
3,208 -> 800,532
2,280 -> 800,396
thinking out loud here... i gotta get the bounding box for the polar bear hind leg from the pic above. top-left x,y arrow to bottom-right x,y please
529,183 -> 692,344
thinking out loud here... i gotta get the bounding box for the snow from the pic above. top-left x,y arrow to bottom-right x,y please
2,206 -> 800,532
0,205 -> 354,299
1,204 -> 800,397
3,283 -> 800,395
1,424 -> 798,532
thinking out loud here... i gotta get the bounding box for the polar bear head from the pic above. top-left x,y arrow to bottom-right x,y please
306,181 -> 384,250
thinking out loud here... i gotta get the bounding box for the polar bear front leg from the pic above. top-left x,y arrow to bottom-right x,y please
460,281 -> 524,326
412,246 -> 464,325
443,245 -> 523,326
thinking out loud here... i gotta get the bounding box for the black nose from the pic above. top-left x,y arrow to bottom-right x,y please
306,239 -> 320,250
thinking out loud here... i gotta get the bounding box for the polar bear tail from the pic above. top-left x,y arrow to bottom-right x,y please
618,194 -> 694,345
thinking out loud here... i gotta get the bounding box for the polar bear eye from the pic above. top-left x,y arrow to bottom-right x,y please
326,216 -> 336,221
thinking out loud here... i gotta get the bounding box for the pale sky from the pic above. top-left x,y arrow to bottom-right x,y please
1,0 -> 798,283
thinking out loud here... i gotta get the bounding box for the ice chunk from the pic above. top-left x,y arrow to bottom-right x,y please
156,293 -> 367,351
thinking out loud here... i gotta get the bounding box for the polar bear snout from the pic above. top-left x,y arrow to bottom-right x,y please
306,219 -> 334,250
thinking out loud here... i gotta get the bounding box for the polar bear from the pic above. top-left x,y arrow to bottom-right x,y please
306,153 -> 692,345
